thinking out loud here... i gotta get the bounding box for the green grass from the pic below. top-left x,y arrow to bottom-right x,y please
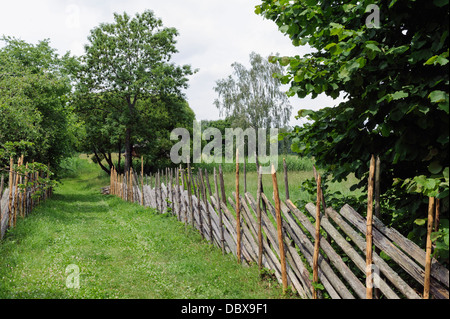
0,157 -> 291,299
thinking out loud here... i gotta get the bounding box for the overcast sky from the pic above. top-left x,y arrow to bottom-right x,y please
0,0 -> 343,126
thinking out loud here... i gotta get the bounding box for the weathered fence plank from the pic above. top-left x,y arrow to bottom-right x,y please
322,205 -> 421,299
340,204 -> 449,299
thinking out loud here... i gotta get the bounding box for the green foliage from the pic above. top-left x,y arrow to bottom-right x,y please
0,37 -> 77,172
256,0 -> 449,254
432,220 -> 449,262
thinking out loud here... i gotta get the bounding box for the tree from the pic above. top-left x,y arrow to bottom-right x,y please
214,52 -> 292,130
256,0 -> 449,252
75,10 -> 194,173
0,37 -> 76,172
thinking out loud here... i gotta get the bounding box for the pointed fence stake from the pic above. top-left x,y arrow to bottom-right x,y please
424,197 -> 435,299
256,165 -> 263,272
141,156 -> 144,206
271,164 -> 288,294
214,167 -> 225,255
236,149 -> 242,264
366,155 -> 376,299
187,163 -> 194,227
313,173 -> 322,299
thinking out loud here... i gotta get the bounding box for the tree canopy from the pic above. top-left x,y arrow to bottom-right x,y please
214,52 -> 292,130
256,0 -> 449,254
0,37 -> 76,172
75,10 -> 195,173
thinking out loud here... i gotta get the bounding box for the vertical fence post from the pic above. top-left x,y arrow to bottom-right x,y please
424,197 -> 435,299
199,169 -> 212,242
113,167 -> 116,196
187,163 -> 194,227
8,157 -> 14,227
22,160 -> 28,218
154,173 -> 159,213
179,167 -> 183,219
130,167 -> 134,203
141,157 -> 144,206
125,171 -> 128,201
374,155 -> 381,299
121,173 -> 124,200
45,160 -> 49,199
127,170 -> 131,202
214,167 -> 225,255
197,173 -> 204,238
180,167 -> 185,222
18,161 -> 23,218
176,167 -> 181,220
255,153 -> 269,224
271,164 -> 288,294
114,168 -> 117,196
110,167 -> 114,196
256,165 -> 263,272
236,149 -> 242,264
170,168 -> 175,215
13,156 -> 22,227
110,166 -> 113,195
313,173 -> 322,299
0,174 -> 4,222
159,170 -> 164,213
366,155 -> 376,299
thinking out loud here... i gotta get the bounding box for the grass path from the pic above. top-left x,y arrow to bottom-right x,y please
0,160 -> 289,299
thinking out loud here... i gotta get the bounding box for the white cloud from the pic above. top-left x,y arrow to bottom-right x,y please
0,0 -> 343,126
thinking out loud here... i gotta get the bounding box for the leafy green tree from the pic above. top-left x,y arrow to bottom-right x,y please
214,52 -> 292,130
0,37 -> 76,172
256,0 -> 449,254
75,10 -> 194,173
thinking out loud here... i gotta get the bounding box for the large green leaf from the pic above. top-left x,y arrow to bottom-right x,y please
429,90 -> 447,103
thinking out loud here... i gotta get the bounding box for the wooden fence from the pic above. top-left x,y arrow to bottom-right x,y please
107,160 -> 449,299
0,156 -> 52,239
